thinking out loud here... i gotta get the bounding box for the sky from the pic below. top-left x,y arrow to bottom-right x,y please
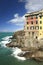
0,0 -> 43,32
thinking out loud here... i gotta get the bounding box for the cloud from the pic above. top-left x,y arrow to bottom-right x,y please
15,23 -> 24,26
8,13 -> 25,32
9,13 -> 25,24
19,0 -> 43,12
9,0 -> 43,24
8,13 -> 25,31
14,13 -> 19,18
18,0 -> 26,2
8,0 -> 43,32
25,0 -> 43,12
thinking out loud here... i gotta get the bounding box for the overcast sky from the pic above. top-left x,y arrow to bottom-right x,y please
0,0 -> 43,32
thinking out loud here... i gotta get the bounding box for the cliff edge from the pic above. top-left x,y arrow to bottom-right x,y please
6,30 -> 43,61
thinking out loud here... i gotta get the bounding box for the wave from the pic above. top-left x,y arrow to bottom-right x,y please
0,40 -> 11,47
11,47 -> 26,61
0,36 -> 26,61
2,36 -> 12,41
0,36 -> 12,47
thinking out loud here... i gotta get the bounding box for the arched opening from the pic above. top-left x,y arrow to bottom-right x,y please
36,36 -> 38,39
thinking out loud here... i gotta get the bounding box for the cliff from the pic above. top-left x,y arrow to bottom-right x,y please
12,30 -> 25,39
6,30 -> 25,48
6,30 -> 43,61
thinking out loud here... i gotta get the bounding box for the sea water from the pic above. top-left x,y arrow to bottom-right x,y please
0,32 -> 43,65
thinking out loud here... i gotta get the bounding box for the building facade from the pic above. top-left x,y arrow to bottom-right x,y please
24,10 -> 43,39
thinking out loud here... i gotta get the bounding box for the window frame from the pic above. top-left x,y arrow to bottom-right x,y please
40,21 -> 42,24
31,21 -> 33,24
27,22 -> 29,24
35,26 -> 39,30
36,21 -> 38,24
40,26 -> 42,29
30,26 -> 34,30
40,16 -> 42,19
27,27 -> 29,29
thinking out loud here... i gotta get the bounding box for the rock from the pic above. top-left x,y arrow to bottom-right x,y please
32,51 -> 43,61
34,58 -> 43,61
12,30 -> 25,39
6,30 -> 43,61
17,50 -> 43,61
6,42 -> 21,48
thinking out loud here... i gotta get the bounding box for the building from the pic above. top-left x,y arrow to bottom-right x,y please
24,10 -> 43,39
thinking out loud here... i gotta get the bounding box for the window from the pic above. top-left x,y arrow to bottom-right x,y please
40,16 -> 42,19
30,26 -> 34,30
32,32 -> 34,35
35,26 -> 39,30
36,21 -> 38,24
40,26 -> 42,29
40,21 -> 42,24
31,21 -> 33,24
31,17 -> 33,19
27,22 -> 29,24
27,27 -> 29,29
40,33 -> 41,35
29,32 -> 30,34
36,36 -> 38,39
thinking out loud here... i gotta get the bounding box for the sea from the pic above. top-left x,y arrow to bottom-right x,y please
0,32 -> 43,65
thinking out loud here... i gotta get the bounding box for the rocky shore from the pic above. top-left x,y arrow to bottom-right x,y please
6,30 -> 43,61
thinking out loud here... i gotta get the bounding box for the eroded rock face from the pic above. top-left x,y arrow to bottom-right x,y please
6,30 -> 43,61
17,50 -> 43,61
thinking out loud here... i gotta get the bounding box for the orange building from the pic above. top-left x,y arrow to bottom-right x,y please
24,10 -> 43,39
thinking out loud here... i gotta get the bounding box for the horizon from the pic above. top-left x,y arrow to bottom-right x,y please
0,0 -> 43,32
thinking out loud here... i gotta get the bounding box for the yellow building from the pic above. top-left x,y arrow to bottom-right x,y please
24,10 -> 43,39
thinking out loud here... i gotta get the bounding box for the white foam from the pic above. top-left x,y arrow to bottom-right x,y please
11,47 -> 26,61
0,36 -> 12,47
2,36 -> 12,41
0,36 -> 26,60
0,40 -> 11,47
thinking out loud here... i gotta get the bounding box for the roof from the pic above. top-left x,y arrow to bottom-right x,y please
25,9 -> 43,17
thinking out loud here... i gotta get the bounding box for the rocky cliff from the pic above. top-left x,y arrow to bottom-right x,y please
6,30 -> 43,61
